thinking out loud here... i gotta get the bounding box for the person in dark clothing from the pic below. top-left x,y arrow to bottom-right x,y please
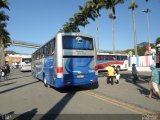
2,66 -> 8,80
0,67 -> 2,80
132,63 -> 138,84
6,64 -> 10,74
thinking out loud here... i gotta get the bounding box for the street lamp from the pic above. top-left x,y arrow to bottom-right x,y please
142,8 -> 151,52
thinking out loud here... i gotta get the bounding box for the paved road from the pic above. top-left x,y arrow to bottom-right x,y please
0,69 -> 160,120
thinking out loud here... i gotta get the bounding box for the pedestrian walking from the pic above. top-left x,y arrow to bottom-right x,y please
132,63 -> 138,84
147,64 -> 160,99
6,63 -> 10,74
0,67 -> 2,80
106,64 -> 115,85
115,68 -> 120,84
2,66 -> 8,80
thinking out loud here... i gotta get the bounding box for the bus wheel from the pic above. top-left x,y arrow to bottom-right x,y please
44,76 -> 50,88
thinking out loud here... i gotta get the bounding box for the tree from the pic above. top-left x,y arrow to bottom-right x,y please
108,1 -> 116,54
73,12 -> 89,31
60,21 -> 80,33
78,5 -> 95,33
98,0 -> 124,53
0,0 -> 10,66
86,0 -> 104,51
0,0 -> 9,10
128,0 -> 138,56
107,0 -> 124,54
0,0 -> 10,47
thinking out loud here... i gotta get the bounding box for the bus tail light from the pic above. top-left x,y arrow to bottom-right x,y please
56,67 -> 63,73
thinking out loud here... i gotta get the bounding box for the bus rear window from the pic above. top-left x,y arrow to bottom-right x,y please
63,36 -> 93,50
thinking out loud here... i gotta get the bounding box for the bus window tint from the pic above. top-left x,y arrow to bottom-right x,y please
104,55 -> 109,60
97,55 -> 104,60
121,56 -> 127,60
63,36 -> 93,50
108,55 -> 114,60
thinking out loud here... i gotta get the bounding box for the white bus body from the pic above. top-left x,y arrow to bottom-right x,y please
97,52 -> 128,72
20,55 -> 32,72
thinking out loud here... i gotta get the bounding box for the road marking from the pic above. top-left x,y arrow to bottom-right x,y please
82,91 -> 155,114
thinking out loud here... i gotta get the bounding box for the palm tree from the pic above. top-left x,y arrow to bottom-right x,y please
0,11 -> 9,21
0,0 -> 9,9
107,0 -> 124,54
86,0 -> 104,51
128,0 -> 138,56
100,0 -> 124,53
0,0 -> 10,66
78,5 -> 95,33
60,20 -> 80,33
69,17 -> 80,32
109,8 -> 116,54
74,12 -> 89,31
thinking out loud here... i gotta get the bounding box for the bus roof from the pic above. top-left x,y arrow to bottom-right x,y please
21,55 -> 31,58
97,52 -> 128,56
32,32 -> 94,55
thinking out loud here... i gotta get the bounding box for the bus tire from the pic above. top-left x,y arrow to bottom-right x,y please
91,82 -> 99,89
44,76 -> 50,88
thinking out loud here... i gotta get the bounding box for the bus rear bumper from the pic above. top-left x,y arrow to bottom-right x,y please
54,76 -> 98,88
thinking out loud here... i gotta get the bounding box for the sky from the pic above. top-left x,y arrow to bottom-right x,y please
5,0 -> 160,54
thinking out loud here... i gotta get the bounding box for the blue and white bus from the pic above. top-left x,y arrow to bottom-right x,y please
32,33 -> 98,88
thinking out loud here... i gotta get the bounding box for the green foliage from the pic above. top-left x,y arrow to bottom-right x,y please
137,43 -> 155,56
0,0 -> 10,48
137,45 -> 146,56
0,0 -> 9,10
124,49 -> 134,55
128,0 -> 138,10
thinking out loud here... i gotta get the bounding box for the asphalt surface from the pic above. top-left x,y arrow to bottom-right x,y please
0,69 -> 160,120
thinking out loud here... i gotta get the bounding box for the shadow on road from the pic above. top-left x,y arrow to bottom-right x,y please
54,83 -> 98,93
121,73 -> 151,96
5,75 -> 31,81
0,81 -> 40,94
13,108 -> 37,120
0,82 -> 17,87
40,92 -> 76,120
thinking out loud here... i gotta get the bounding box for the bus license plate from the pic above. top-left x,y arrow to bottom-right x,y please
77,75 -> 84,78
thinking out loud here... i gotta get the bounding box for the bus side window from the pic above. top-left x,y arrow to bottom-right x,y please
117,56 -> 120,60
42,47 -> 44,58
98,55 -> 104,60
47,43 -> 50,56
105,55 -> 109,60
50,39 -> 55,55
44,45 -> 47,57
108,55 -> 113,60
113,56 -> 116,60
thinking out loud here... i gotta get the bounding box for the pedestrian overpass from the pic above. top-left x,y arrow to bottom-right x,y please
8,40 -> 41,49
